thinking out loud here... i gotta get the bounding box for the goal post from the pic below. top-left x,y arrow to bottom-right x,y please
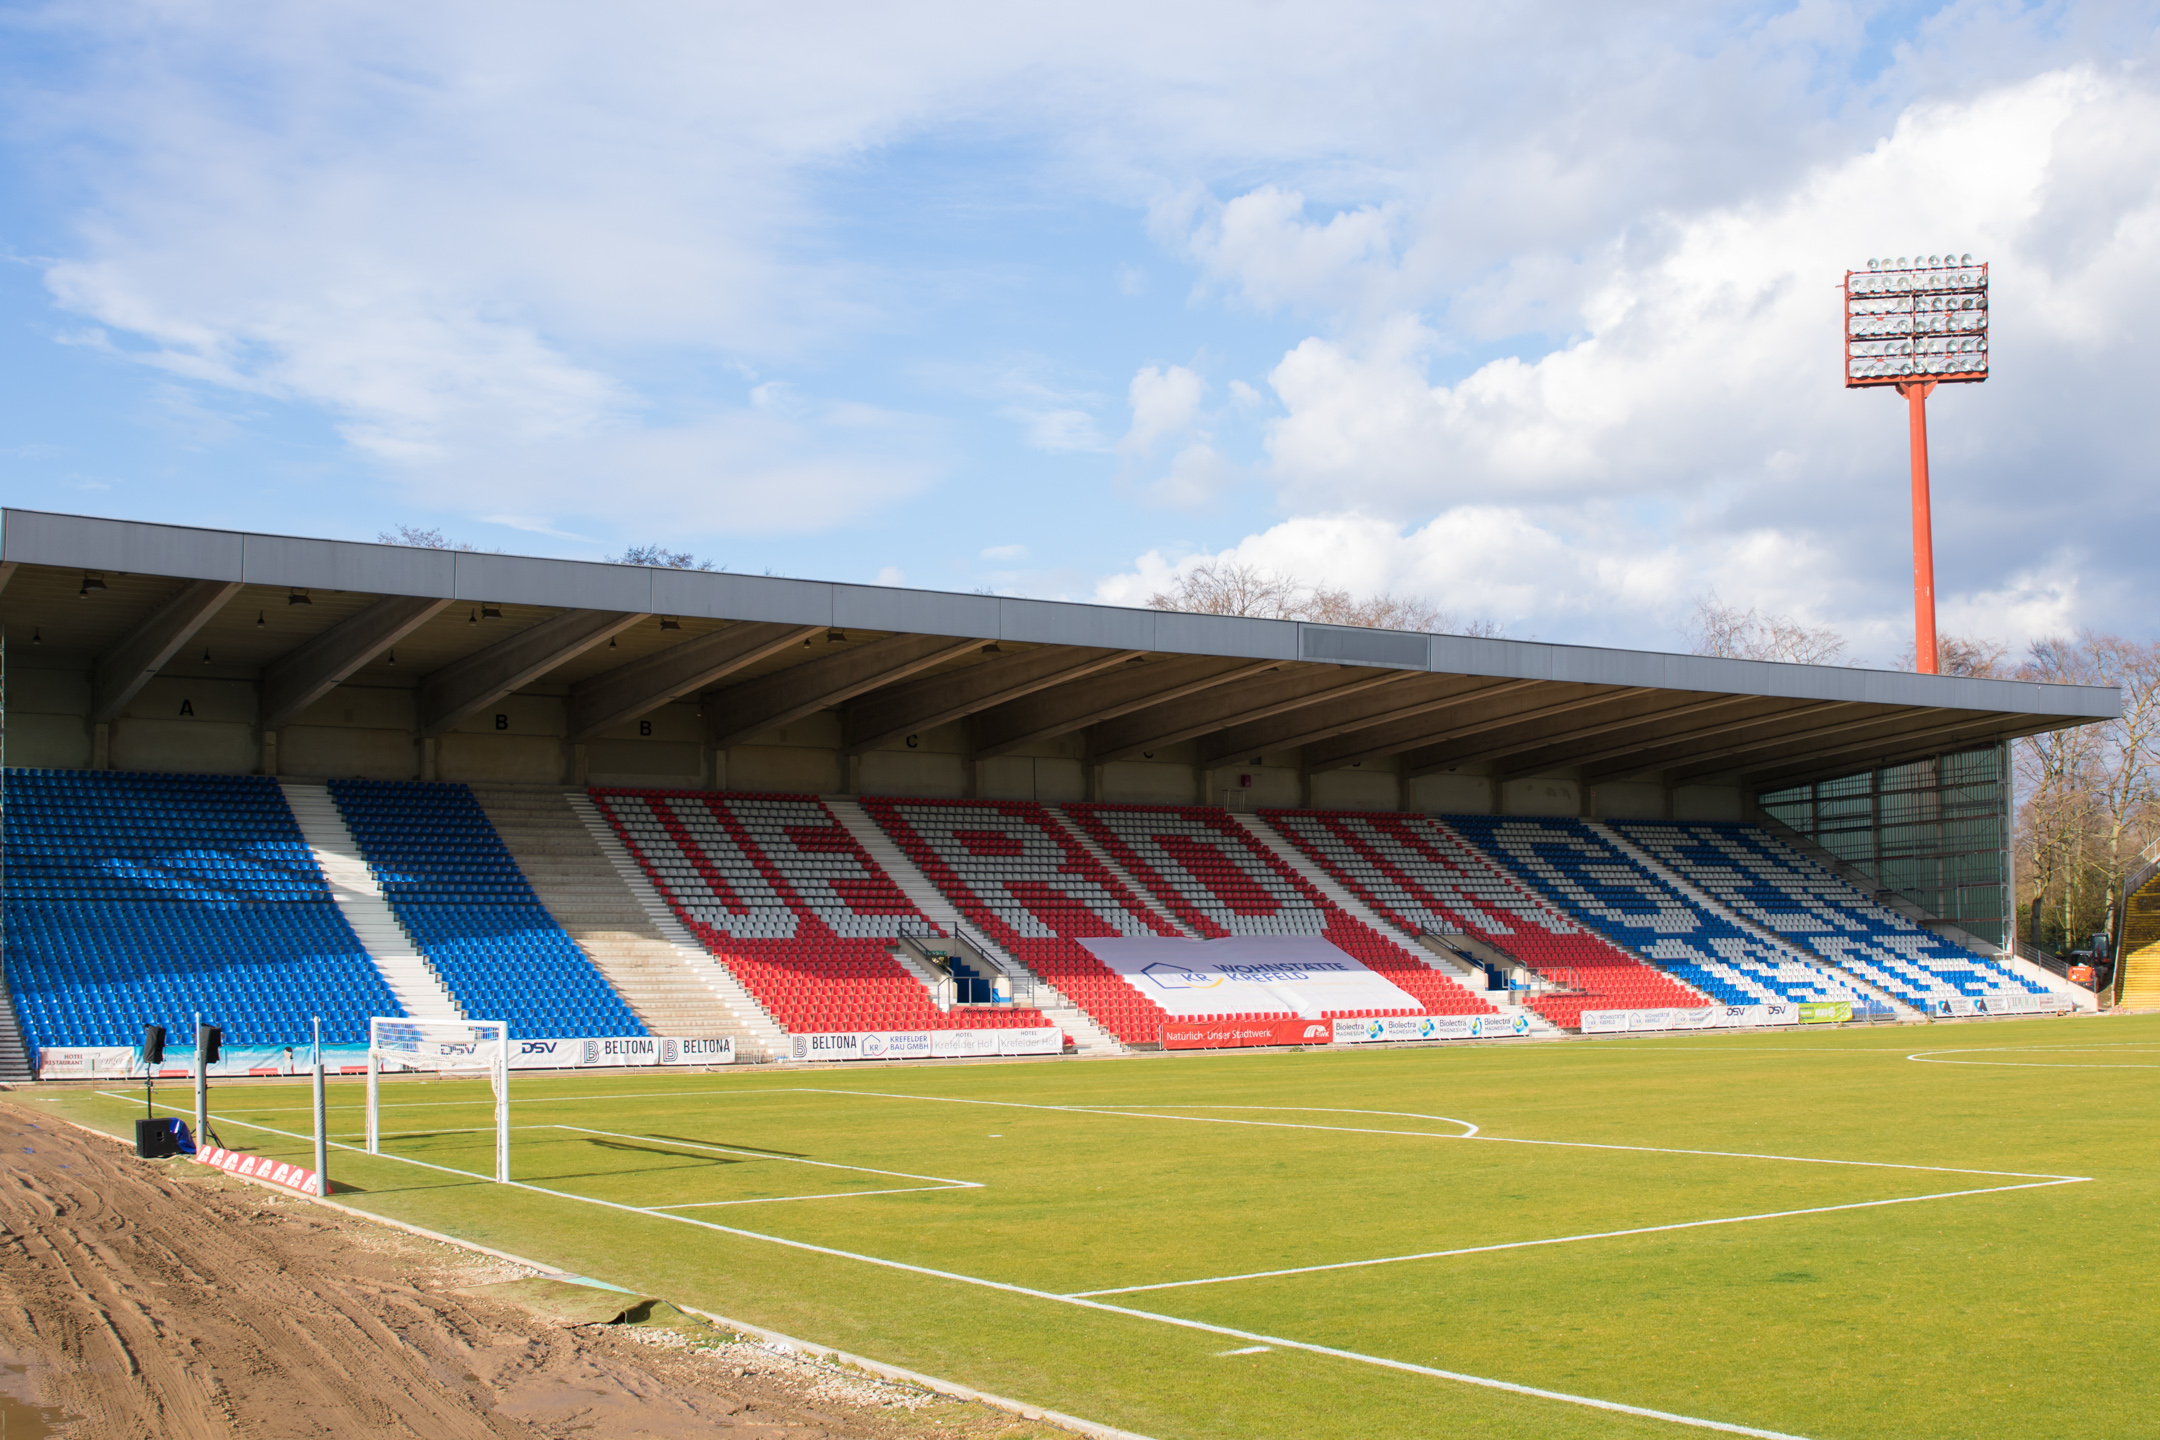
366,1019 -> 510,1183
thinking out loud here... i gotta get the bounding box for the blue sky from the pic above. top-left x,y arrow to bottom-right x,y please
3,1 -> 2157,662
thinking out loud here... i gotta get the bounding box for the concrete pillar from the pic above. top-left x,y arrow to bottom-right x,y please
92,722 -> 109,770
1088,763 -> 1107,802
260,728 -> 279,777
419,735 -> 437,781
844,753 -> 862,795
570,742 -> 589,786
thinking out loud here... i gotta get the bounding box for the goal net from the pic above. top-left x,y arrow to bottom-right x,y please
366,1019 -> 510,1183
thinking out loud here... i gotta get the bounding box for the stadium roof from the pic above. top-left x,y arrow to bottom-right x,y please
0,508 -> 2118,793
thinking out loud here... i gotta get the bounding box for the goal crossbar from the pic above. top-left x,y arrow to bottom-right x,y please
366,1019 -> 510,1183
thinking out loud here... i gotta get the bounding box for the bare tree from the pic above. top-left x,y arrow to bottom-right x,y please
610,544 -> 717,571
2014,632 -> 2160,954
1686,593 -> 1846,665
1895,633 -> 2010,676
1148,561 -> 1504,636
1146,560 -> 1306,619
1305,587 -> 1445,632
378,524 -> 478,551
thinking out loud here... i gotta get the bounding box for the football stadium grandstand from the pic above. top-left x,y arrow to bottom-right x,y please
0,508 -> 2117,1078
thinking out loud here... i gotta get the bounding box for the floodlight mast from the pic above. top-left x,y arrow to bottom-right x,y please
1844,254 -> 1989,675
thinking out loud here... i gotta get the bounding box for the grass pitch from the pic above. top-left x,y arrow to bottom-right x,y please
32,1012 -> 2160,1440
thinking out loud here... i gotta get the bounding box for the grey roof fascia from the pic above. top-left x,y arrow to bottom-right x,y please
3,509 -> 243,582
0,509 -> 2118,723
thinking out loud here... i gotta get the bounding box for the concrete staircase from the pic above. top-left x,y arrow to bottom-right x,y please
0,982 -> 34,1081
473,786 -> 785,1060
824,796 -> 1122,1056
1040,809 -> 1196,937
280,781 -> 463,1021
1226,812 -> 1558,1035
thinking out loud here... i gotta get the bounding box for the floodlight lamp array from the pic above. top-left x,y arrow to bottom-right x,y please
1845,254 -> 1987,387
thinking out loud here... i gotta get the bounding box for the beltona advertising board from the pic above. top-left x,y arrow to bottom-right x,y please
1080,935 -> 1423,1017
788,1027 -> 1065,1062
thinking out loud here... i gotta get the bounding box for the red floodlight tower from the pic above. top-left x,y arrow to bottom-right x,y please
1844,252 -> 1989,674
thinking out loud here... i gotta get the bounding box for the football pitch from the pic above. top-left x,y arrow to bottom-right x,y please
33,1012 -> 2160,1440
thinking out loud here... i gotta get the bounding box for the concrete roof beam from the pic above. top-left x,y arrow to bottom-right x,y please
706,632 -> 987,750
569,621 -> 823,742
842,645 -> 1140,755
1087,667 -> 1413,764
420,609 -> 648,736
262,596 -> 453,729
968,656 -> 1277,759
91,578 -> 245,723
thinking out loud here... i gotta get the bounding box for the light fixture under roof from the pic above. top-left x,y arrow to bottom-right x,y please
386,650 -> 396,666
30,627 -> 41,645
202,646 -> 211,664
468,608 -> 478,624
256,610 -> 266,627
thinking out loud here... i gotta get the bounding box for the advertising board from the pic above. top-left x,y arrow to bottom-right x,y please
787,1027 -> 1063,1062
1797,1001 -> 1853,1025
1159,1017 -> 1332,1050
1328,1013 -> 1534,1044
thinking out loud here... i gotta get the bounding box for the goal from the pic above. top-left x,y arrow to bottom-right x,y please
366,1018 -> 510,1183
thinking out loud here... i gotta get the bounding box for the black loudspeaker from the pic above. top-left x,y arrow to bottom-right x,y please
142,1024 -> 166,1066
134,1117 -> 179,1159
199,1023 -> 222,1066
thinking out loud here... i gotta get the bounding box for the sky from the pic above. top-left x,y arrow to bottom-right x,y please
2,1 -> 2156,664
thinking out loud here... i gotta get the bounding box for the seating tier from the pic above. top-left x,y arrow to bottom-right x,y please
1611,821 -> 2044,1007
329,779 -> 642,1039
3,768 -> 399,1049
857,797 -> 1182,1043
1062,804 -> 1497,1019
1261,810 -> 1705,1029
591,790 -> 1045,1035
1444,815 -> 1858,1006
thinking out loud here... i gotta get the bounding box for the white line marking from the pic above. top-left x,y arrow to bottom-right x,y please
1217,1346 -> 1270,1355
1067,1179 -> 2087,1296
649,1186 -> 969,1209
97,1090 -> 1822,1435
1909,1045 -> 2160,1069
550,1125 -> 980,1189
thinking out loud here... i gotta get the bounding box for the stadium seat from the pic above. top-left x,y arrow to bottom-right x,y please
1059,803 -> 1499,1023
589,790 -> 1046,1036
1442,815 -> 1859,1007
1608,820 -> 2045,1007
327,779 -> 642,1039
1260,809 -> 1709,1030
2,767 -> 401,1051
860,797 -> 1189,1044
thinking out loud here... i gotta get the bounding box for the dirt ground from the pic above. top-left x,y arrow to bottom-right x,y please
0,1102 -> 1077,1439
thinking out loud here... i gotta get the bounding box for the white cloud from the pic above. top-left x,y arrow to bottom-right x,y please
1122,68 -> 2160,653
876,565 -> 907,586
1119,364 -> 1207,455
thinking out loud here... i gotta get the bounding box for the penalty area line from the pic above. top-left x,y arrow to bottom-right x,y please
154,1097 -> 1819,1438
1068,1177 -> 2090,1297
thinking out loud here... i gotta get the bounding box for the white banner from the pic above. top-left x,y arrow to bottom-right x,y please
1330,1013 -> 1534,1044
1079,935 -> 1420,1018
788,1027 -> 1064,1062
502,1035 -> 733,1069
1934,991 -> 2074,1017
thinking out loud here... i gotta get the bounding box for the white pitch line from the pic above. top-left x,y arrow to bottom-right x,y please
99,1093 -> 1819,1437
550,1125 -> 979,1189
1067,1178 -> 2088,1296
1909,1046 -> 2160,1069
649,1185 -> 971,1209
817,1090 -> 2083,1182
